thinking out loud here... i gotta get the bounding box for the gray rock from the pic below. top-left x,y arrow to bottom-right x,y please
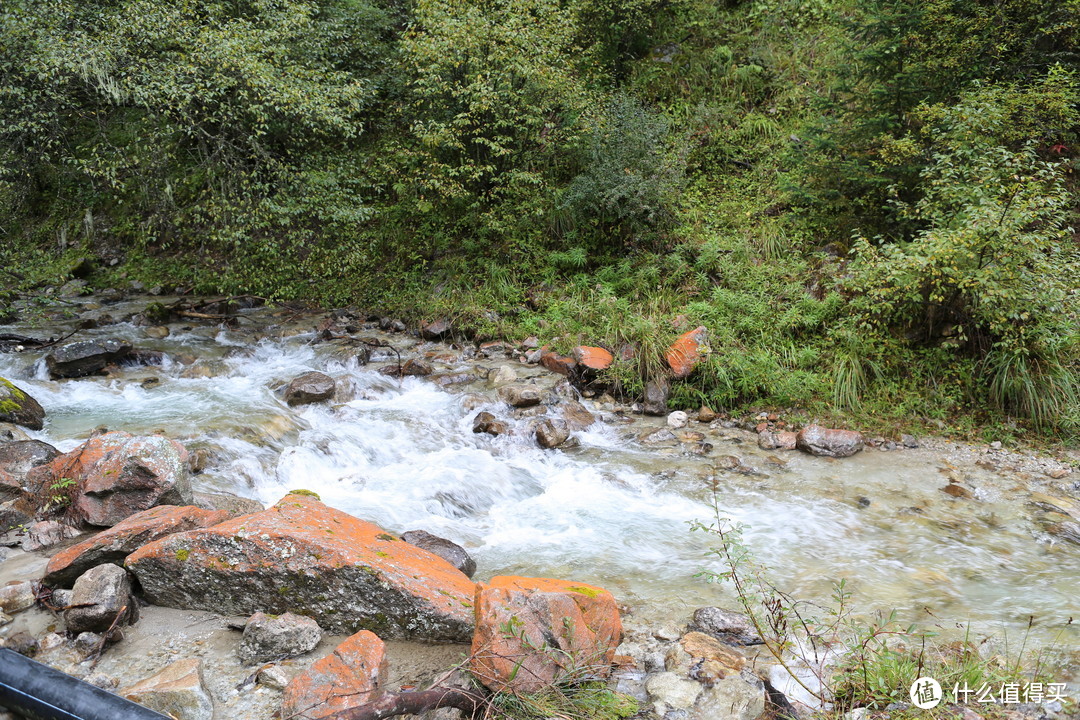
284,372 -> 336,406
667,411 -> 689,429
693,673 -> 765,720
21,520 -> 79,552
46,339 -> 132,379
401,530 -> 477,578
795,425 -> 864,458
644,378 -> 671,416
238,611 -> 322,665
490,365 -> 518,387
498,384 -> 541,408
646,672 -> 702,715
0,581 -> 36,614
0,379 -> 45,431
65,564 -> 139,634
258,664 -> 290,691
901,434 -> 919,448
472,412 -> 509,436
0,440 -> 59,491
401,358 -> 434,376
688,607 -> 763,646
536,419 -> 570,449
122,658 -> 214,720
420,319 -> 451,340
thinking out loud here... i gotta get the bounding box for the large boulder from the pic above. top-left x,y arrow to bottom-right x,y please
795,425 -> 864,458
470,576 -> 622,693
238,611 -> 322,665
401,530 -> 476,578
0,379 -> 45,431
64,564 -> 139,634
284,372 -> 336,406
281,630 -> 386,720
122,658 -> 214,720
29,431 -> 191,527
665,326 -> 707,378
125,493 -> 476,639
43,505 -> 231,588
45,339 -> 132,379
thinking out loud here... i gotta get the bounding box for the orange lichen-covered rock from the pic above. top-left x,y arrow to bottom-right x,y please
281,630 -> 386,720
665,326 -> 708,379
44,505 -> 231,588
27,431 -> 191,527
125,493 -> 476,640
470,576 -> 622,693
572,346 -> 613,371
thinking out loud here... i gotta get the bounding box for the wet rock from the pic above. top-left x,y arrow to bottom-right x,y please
667,411 -> 689,429
420,319 -> 452,340
284,372 -> 336,406
471,576 -> 622,693
758,430 -> 797,451
401,529 -> 477,578
666,326 -> 707,379
498,384 -> 541,408
942,482 -> 974,499
1047,521 -> 1080,545
125,493 -> 476,639
393,358 -> 430,377
667,632 -> 746,679
0,379 -> 45,431
573,346 -> 613,371
472,412 -> 509,436
643,377 -> 670,416
282,630 -> 386,720
192,490 -> 263,516
0,424 -> 31,443
688,607 -> 763,646
20,520 -> 79,551
144,326 -> 170,339
0,440 -> 60,492
0,581 -> 36,614
1,631 -> 38,656
540,350 -> 577,377
123,658 -> 214,720
73,631 -> 105,657
536,418 -> 570,449
65,564 -> 139,634
795,425 -> 864,458
639,428 -> 677,445
238,611 -> 322,665
46,339 -> 132,379
490,365 -> 518,387
697,406 -> 717,423
44,505 -> 231,587
431,372 -> 476,386
561,401 -> 596,430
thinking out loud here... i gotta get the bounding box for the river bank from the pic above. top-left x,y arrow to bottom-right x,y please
0,292 -> 1077,719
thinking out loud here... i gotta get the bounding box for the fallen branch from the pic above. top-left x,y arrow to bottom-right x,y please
329,686 -> 487,720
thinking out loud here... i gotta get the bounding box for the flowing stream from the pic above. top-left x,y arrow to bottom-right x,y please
2,299 -> 1078,659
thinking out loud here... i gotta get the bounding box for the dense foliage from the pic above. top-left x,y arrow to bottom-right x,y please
2,0 -> 1078,439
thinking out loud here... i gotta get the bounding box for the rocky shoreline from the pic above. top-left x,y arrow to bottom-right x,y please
0,293 -> 1077,720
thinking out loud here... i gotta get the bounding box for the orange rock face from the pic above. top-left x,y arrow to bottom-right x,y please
470,576 -> 622,693
282,630 -> 386,720
572,346 -> 613,371
44,505 -> 231,588
28,431 -> 191,527
125,493 -> 476,639
665,326 -> 708,379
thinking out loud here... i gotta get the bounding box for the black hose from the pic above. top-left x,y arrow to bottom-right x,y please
0,648 -> 170,720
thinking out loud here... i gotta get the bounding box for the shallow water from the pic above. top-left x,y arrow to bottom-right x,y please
3,301 -> 1078,658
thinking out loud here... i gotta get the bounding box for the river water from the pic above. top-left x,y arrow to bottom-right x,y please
2,299 -> 1077,660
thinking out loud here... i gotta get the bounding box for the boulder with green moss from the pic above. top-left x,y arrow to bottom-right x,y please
0,378 -> 45,431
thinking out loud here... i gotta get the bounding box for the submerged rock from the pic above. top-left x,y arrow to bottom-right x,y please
281,630 -> 386,720
44,505 -> 231,587
0,379 -> 45,431
125,493 -> 476,639
471,576 -> 622,693
498,384 -> 541,408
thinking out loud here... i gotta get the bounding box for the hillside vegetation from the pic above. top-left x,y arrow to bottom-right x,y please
2,0 -> 1079,440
